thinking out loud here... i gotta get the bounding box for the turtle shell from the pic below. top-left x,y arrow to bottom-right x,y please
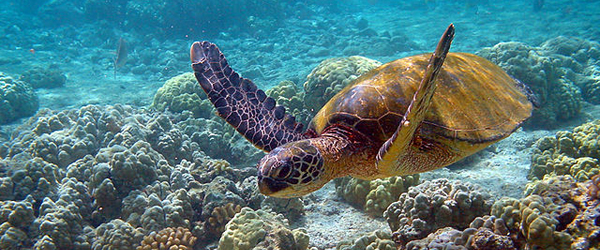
310,53 -> 534,145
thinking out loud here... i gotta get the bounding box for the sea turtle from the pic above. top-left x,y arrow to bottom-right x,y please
190,24 -> 535,198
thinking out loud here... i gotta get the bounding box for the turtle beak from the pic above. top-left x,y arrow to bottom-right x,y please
257,175 -> 289,196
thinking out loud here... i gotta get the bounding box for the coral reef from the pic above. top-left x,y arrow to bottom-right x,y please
477,41 -> 582,128
175,113 -> 263,166
0,197 -> 36,249
539,36 -> 600,105
303,56 -> 382,112
383,179 -> 493,245
0,104 -> 267,248
335,175 -> 419,217
218,207 -> 309,250
491,175 -> 600,249
151,72 -> 214,118
0,72 -> 39,124
336,230 -> 396,250
478,36 -> 600,128
93,219 -> 144,250
19,64 -> 67,89
530,119 -> 600,181
33,178 -> 93,249
265,80 -> 312,126
137,227 -> 197,250
206,203 -> 242,237
590,174 -> 600,199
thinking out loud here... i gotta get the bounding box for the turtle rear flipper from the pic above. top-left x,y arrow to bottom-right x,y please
191,41 -> 306,152
376,24 -> 455,174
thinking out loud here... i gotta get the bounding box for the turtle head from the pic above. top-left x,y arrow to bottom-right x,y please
257,139 -> 327,198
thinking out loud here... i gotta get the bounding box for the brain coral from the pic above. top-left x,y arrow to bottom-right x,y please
477,41 -> 583,128
0,72 -> 39,124
383,178 -> 493,245
530,119 -> 600,181
218,207 -> 309,250
335,175 -> 419,217
152,72 -> 214,118
303,56 -> 381,112
491,175 -> 599,250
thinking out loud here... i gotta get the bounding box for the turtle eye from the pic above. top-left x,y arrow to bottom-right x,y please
273,162 -> 291,180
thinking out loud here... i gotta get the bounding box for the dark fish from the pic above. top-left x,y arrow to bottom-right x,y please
114,37 -> 128,78
533,0 -> 544,11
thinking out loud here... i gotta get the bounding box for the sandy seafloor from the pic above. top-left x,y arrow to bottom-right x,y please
1,0 -> 600,249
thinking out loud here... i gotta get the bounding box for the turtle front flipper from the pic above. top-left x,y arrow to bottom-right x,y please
191,41 -> 306,152
376,24 -> 455,175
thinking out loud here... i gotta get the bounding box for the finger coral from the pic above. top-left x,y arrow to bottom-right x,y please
383,179 -> 493,245
206,203 -> 242,236
0,72 -> 39,124
265,80 -> 312,127
530,119 -> 600,181
218,207 -> 309,250
337,230 -> 396,250
19,64 -> 66,89
335,175 -> 419,217
151,73 -> 214,118
137,227 -> 196,250
491,175 -> 600,249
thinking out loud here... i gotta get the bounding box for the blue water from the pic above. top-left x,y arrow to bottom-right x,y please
0,0 -> 599,249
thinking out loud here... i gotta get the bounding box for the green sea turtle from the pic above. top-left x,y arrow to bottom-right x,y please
190,24 -> 535,198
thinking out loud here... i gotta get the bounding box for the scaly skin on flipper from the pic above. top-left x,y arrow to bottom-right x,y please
376,24 -> 454,175
190,41 -> 306,152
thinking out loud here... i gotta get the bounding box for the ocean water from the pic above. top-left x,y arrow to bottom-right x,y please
0,0 -> 599,249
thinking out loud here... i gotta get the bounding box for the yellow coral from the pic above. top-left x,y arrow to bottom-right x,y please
303,56 -> 381,112
151,72 -> 213,118
207,203 -> 242,235
265,80 -> 311,125
204,158 -> 231,173
218,207 -> 309,250
137,227 -> 197,250
530,120 -> 600,181
336,175 -> 419,216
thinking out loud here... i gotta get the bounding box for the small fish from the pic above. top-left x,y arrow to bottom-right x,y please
114,37 -> 128,79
